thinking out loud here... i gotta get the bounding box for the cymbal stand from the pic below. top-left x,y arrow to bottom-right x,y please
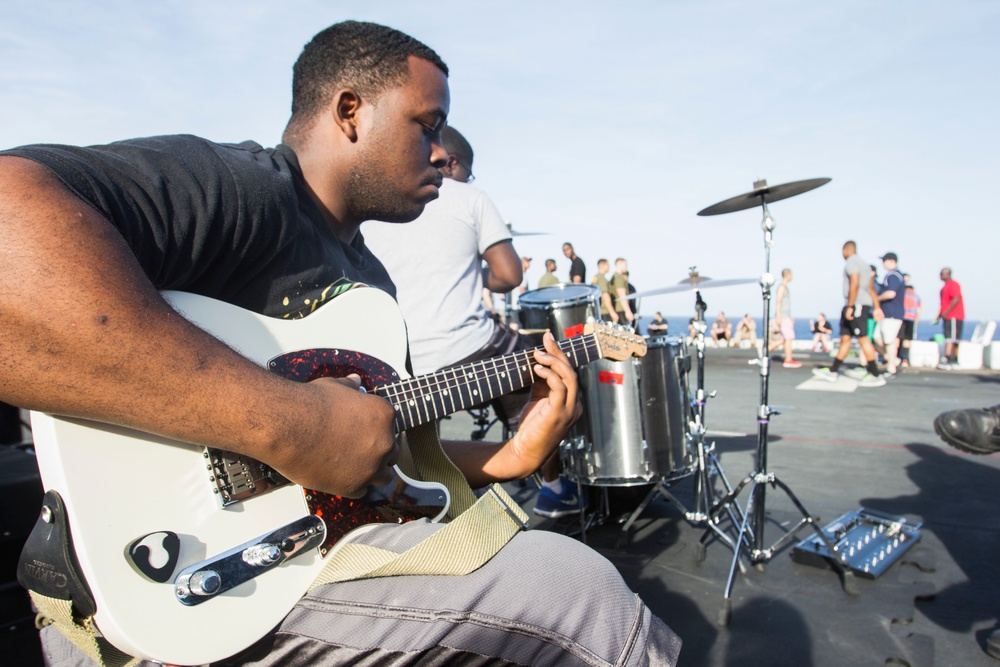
618,293 -> 744,546
701,201 -> 856,625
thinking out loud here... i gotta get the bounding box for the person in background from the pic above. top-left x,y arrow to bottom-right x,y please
710,311 -> 732,344
592,258 -> 618,323
563,242 -> 585,283
364,125 -> 531,432
933,267 -> 964,369
872,252 -> 905,375
625,270 -> 639,322
810,313 -> 834,352
538,258 -> 559,287
812,240 -> 885,387
898,276 -> 921,368
611,257 -> 635,324
519,256 -> 532,292
767,268 -> 800,368
732,313 -> 757,348
648,311 -> 669,337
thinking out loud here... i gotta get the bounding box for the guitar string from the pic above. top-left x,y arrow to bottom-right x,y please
377,336 -> 595,417
377,333 -> 632,430
386,333 -> 634,429
377,338 -> 579,431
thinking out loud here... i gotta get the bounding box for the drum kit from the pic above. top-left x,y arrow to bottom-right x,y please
512,177 -> 857,624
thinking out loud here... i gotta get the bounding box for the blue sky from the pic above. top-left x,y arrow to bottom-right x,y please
3,1 -> 997,322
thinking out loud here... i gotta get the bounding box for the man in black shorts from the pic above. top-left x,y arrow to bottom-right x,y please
812,241 -> 886,387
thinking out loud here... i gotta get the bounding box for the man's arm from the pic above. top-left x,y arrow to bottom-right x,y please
0,157 -> 398,498
602,292 -> 619,323
940,297 -> 960,319
879,274 -> 899,302
845,272 -> 860,319
615,283 -> 634,322
481,240 -> 522,293
868,277 -> 884,320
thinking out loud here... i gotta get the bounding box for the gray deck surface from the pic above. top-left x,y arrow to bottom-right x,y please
441,345 -> 1000,666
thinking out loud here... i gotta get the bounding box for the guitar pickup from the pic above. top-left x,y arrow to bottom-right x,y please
174,515 -> 325,606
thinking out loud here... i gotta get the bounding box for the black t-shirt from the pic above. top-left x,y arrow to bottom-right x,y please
569,256 -> 586,283
2,135 -> 395,318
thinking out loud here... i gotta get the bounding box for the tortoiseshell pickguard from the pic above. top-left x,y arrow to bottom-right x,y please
268,348 -> 446,554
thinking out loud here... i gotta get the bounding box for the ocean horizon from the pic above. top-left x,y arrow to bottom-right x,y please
635,315 -> 985,344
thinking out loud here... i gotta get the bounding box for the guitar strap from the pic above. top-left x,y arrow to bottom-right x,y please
30,423 -> 529,666
308,421 -> 529,587
28,593 -> 141,667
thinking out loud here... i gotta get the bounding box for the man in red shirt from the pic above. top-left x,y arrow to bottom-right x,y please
933,267 -> 965,369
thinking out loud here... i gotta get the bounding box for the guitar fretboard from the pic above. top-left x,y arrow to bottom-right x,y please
374,335 -> 602,432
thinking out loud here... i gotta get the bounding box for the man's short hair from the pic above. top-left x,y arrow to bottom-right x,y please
288,21 -> 448,132
597,258 -> 608,265
442,126 -> 473,166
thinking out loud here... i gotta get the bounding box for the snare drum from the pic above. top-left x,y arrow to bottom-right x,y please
517,284 -> 601,340
640,336 -> 692,476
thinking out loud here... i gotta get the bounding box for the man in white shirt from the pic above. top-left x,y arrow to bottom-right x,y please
364,126 -> 529,430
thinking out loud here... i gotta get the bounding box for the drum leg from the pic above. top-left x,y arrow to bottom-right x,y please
615,484 -> 668,548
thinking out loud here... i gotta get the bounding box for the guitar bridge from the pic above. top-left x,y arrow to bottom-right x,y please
205,448 -> 290,506
174,515 -> 325,606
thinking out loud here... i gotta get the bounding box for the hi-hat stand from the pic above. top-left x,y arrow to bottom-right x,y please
697,178 -> 857,625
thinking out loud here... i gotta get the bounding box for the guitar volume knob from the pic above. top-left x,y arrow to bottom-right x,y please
188,570 -> 222,596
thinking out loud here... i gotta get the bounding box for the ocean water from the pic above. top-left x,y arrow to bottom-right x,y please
636,316 -> 958,343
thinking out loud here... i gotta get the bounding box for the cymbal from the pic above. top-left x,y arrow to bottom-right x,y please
505,220 -> 549,237
697,177 -> 831,216
620,277 -> 758,301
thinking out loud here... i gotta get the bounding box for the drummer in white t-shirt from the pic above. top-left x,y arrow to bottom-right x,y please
362,126 -> 530,430
365,127 -> 585,519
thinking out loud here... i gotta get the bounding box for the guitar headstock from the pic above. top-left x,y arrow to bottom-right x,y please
584,322 -> 647,360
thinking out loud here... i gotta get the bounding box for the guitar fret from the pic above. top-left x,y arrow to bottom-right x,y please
427,373 -> 441,420
489,357 -> 501,402
413,376 -> 429,425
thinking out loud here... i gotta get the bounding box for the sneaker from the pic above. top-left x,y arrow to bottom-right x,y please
933,404 -> 1000,455
844,367 -> 868,380
533,480 -> 588,518
858,373 -> 886,387
811,367 -> 838,382
937,362 -> 954,370
782,360 -> 802,368
900,359 -> 910,368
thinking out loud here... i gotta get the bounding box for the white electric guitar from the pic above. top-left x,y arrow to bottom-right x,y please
25,287 -> 646,665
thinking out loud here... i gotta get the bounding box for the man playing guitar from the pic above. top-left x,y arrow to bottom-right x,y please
0,20 -> 679,667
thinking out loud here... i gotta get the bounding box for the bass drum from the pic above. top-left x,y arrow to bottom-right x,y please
516,284 -> 601,341
640,335 -> 692,477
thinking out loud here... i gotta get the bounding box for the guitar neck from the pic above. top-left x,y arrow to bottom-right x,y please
374,335 -> 602,432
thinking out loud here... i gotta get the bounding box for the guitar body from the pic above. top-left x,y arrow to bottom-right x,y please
29,288 -> 449,665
